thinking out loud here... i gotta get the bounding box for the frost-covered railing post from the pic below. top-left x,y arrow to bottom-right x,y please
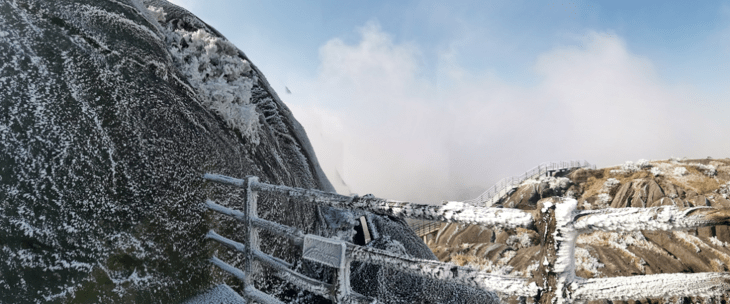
532,198 -> 578,304
203,173 -> 376,303
244,176 -> 260,300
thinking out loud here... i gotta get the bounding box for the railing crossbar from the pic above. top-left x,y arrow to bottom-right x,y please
206,230 -> 294,268
204,174 -> 534,229
207,200 -> 305,246
210,256 -> 246,282
574,272 -> 730,301
573,206 -> 730,232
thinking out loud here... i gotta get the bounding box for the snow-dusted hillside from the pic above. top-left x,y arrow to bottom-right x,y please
427,158 -> 730,303
0,0 -> 335,301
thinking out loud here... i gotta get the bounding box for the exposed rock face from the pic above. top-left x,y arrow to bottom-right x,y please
428,158 -> 730,303
1,1 -> 464,303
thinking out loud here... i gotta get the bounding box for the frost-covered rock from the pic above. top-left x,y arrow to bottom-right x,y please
650,167 -> 663,176
612,160 -> 651,175
164,24 -> 261,144
674,167 -> 688,176
603,178 -> 620,192
636,159 -> 651,169
548,176 -> 571,191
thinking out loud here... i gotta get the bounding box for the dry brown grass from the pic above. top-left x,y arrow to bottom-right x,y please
684,166 -> 721,194
661,166 -> 723,195
614,170 -> 651,185
450,254 -> 486,267
581,176 -> 603,200
580,168 -> 612,200
580,169 -> 652,201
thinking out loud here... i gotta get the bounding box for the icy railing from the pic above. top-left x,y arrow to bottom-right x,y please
409,220 -> 442,237
202,174 -> 538,303
534,200 -> 730,303
203,173 -> 730,303
464,160 -> 596,207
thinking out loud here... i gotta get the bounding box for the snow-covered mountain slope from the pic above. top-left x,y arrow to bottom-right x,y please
427,158 -> 730,303
0,1 -> 497,303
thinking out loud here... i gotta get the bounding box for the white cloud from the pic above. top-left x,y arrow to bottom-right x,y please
285,23 -> 730,204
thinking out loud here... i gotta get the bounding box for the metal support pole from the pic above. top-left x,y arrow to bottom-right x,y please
244,176 -> 260,299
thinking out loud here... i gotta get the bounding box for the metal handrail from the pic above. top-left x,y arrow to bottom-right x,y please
464,160 -> 596,207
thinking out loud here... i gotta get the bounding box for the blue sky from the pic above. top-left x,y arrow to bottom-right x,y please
168,0 -> 730,203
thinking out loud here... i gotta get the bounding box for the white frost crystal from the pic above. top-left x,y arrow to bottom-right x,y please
650,167 -> 662,176
548,177 -> 571,191
674,167 -> 688,177
603,178 -> 620,191
149,6 -> 261,145
636,159 -> 651,169
146,6 -> 166,22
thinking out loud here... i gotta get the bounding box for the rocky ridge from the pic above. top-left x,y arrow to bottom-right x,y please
427,158 -> 730,303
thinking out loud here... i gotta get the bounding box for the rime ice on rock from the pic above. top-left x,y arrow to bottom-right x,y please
151,6 -> 261,145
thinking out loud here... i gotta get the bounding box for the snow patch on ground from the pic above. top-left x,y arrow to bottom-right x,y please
549,177 -> 571,191
610,160 -> 651,175
506,231 -> 534,250
674,167 -> 688,177
709,236 -> 729,247
574,246 -> 604,277
650,167 -> 662,176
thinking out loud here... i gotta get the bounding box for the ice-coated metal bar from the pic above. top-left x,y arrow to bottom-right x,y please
244,285 -> 285,304
573,206 -> 730,232
206,199 -> 246,218
345,242 -> 539,297
206,200 -> 305,246
573,272 -> 730,301
207,232 -> 333,298
206,230 -> 294,268
210,256 -> 246,282
206,230 -> 246,252
203,173 -> 247,187
244,176 -> 259,289
250,182 -> 535,230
